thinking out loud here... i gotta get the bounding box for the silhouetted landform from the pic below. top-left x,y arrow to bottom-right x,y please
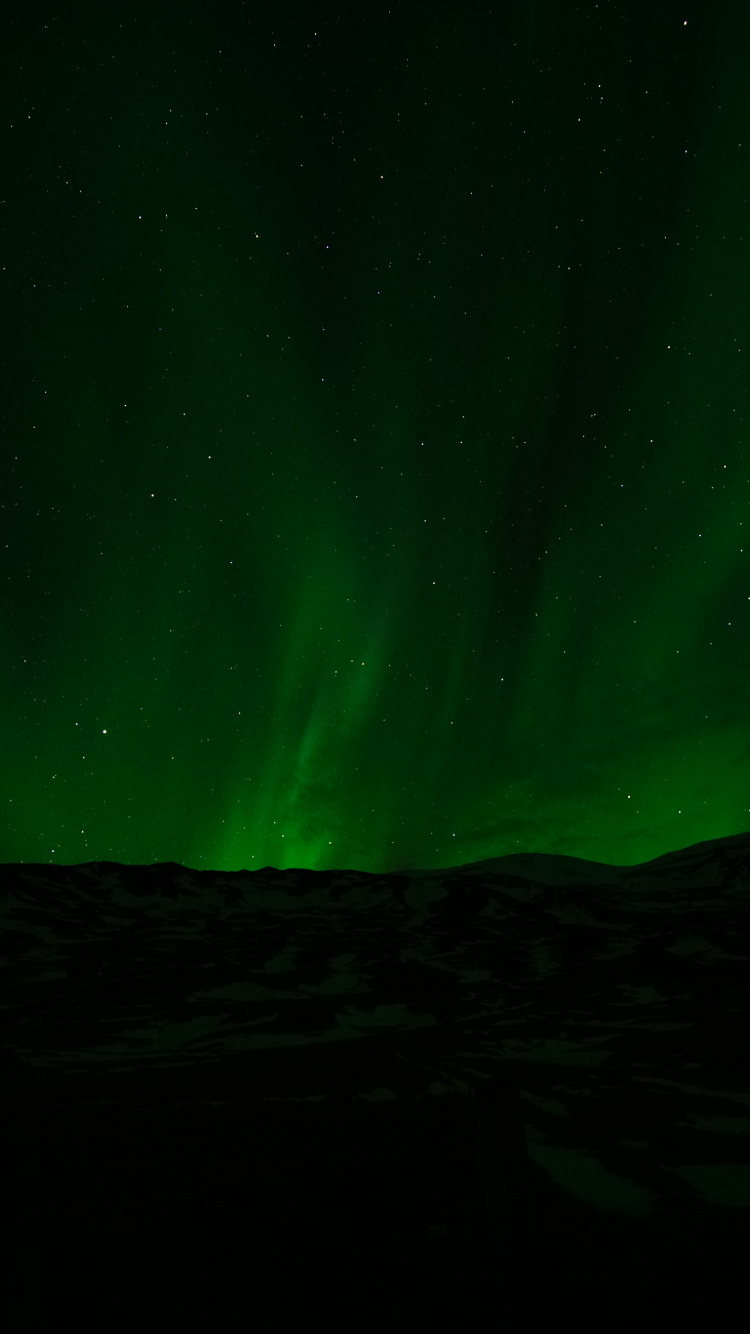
2,832 -> 749,1330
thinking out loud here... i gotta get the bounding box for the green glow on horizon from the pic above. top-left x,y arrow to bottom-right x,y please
2,6 -> 749,873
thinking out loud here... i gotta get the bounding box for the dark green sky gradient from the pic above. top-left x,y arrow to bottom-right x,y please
2,1 -> 749,872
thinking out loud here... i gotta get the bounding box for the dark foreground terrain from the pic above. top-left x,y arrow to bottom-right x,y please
3,836 -> 749,1328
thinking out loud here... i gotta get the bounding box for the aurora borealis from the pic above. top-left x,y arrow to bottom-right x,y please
2,1 -> 749,874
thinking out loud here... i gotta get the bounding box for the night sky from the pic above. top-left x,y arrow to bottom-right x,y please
2,1 -> 749,875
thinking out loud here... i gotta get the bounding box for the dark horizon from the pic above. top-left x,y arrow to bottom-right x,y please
5,825 -> 750,878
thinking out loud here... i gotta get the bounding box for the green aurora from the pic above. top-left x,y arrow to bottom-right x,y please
2,2 -> 749,873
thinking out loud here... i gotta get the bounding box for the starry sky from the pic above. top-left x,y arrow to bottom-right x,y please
2,0 -> 749,874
